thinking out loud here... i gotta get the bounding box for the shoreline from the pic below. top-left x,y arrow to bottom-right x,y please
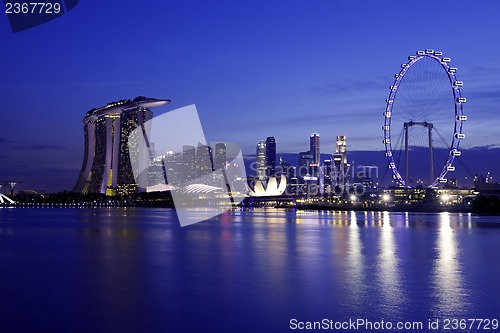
2,202 -> 499,216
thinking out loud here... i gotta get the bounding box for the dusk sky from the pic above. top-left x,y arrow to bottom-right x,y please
1,0 -> 500,192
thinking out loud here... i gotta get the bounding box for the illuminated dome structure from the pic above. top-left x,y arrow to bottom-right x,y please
247,175 -> 287,197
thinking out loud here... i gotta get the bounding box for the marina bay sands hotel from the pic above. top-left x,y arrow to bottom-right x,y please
73,96 -> 170,196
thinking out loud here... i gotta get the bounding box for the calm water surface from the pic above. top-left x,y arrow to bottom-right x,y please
1,208 -> 500,333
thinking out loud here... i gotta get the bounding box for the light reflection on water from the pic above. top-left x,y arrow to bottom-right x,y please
344,211 -> 366,313
377,212 -> 404,317
433,212 -> 470,318
1,207 -> 500,333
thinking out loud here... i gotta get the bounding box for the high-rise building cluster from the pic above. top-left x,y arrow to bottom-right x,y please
74,96 -> 234,196
74,96 -> 364,198
254,133 -> 357,196
162,143 -> 226,186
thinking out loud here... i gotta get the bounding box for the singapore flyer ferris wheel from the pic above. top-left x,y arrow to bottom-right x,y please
383,49 -> 467,188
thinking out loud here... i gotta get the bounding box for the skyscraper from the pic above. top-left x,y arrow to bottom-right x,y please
214,142 -> 227,171
335,135 -> 348,165
73,96 -> 170,196
298,151 -> 314,181
147,143 -> 167,187
310,133 -> 320,166
195,144 -> 214,178
333,135 -> 349,186
164,151 -> 183,185
265,136 -> 276,177
182,145 -> 196,181
256,140 -> 267,181
323,159 -> 333,185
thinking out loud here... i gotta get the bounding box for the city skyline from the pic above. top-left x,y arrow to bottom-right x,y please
3,3 -> 500,333
2,0 -> 500,192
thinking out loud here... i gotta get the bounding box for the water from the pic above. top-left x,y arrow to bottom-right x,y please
1,208 -> 500,333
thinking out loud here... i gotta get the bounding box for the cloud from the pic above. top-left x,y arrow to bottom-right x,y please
58,80 -> 154,88
308,78 -> 386,96
0,137 -> 14,144
14,144 -> 70,151
0,137 -> 70,151
467,89 -> 500,103
281,107 -> 381,126
465,65 -> 500,76
469,144 -> 500,150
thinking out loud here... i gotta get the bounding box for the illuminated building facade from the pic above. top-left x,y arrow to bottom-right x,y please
256,140 -> 267,181
182,145 -> 196,181
333,135 -> 350,186
73,96 -> 170,196
195,144 -> 214,177
265,137 -> 276,177
214,143 -> 227,171
298,151 -> 314,182
309,133 -> 320,165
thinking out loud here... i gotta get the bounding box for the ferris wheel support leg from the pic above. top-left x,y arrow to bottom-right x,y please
429,126 -> 434,185
405,123 -> 409,187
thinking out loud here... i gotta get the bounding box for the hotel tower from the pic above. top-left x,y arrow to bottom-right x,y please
73,96 -> 170,196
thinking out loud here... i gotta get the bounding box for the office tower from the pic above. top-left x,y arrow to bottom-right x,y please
256,140 -> 267,181
195,144 -> 214,178
335,135 -> 348,165
279,157 -> 290,179
148,142 -> 166,187
298,151 -> 314,182
265,137 -> 276,177
323,159 -> 333,185
333,135 -> 349,186
332,154 -> 343,186
148,158 -> 166,187
321,159 -> 333,194
73,96 -> 170,196
164,151 -> 183,185
310,133 -> 320,165
214,143 -> 227,171
182,145 -> 196,181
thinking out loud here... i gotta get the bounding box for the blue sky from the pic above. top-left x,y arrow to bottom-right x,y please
1,0 -> 500,191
